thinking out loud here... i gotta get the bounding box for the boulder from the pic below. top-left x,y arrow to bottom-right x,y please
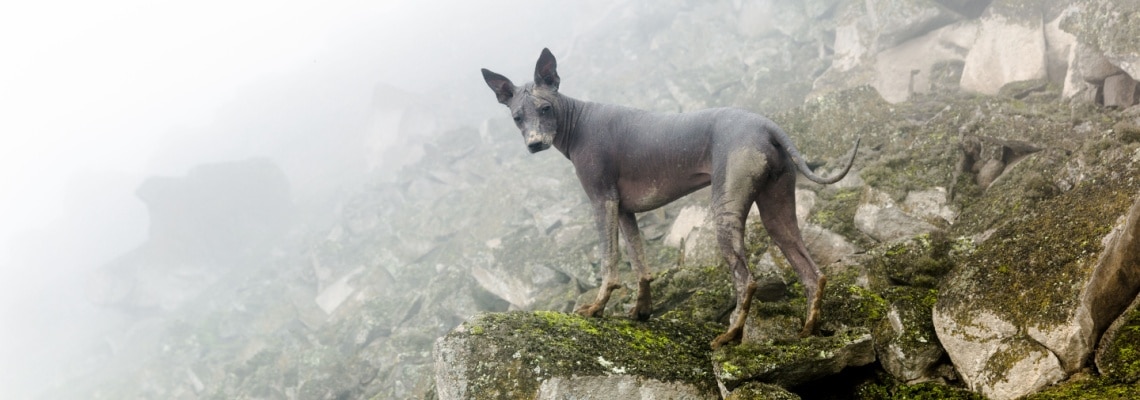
855,189 -> 940,243
872,21 -> 979,103
1104,73 -> 1138,108
813,0 -> 964,97
934,182 -> 1140,399
536,376 -> 717,400
432,311 -> 721,400
1095,293 -> 1140,384
712,328 -> 876,392
1060,0 -> 1140,80
724,381 -> 801,400
959,3 -> 1048,95
874,287 -> 945,383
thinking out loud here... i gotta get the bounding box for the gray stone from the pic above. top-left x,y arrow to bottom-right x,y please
1104,73 -> 1138,108
873,21 -> 979,103
1060,0 -> 1140,80
875,292 -> 945,383
854,190 -> 940,242
960,7 -> 1048,95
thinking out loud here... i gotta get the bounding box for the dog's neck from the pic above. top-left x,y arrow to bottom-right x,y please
552,94 -> 590,159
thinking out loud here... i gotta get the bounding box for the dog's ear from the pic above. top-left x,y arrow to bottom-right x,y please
482,69 -> 516,105
534,48 -> 560,90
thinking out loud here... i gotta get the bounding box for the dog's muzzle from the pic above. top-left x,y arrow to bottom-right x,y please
527,142 -> 550,153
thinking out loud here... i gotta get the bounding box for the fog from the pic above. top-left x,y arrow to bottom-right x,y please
0,1 -> 594,398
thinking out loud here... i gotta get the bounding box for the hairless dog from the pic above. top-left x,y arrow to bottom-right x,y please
481,48 -> 859,347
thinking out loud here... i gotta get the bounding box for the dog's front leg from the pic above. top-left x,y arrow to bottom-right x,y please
619,211 -> 653,321
575,199 -> 623,317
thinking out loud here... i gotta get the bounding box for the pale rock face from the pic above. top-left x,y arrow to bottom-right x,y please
854,189 -> 939,242
1104,73 -> 1138,108
931,309 -> 1065,400
960,13 -> 1048,95
873,21 -> 979,103
901,187 -> 957,224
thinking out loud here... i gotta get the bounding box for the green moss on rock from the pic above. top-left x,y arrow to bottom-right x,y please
450,311 -> 722,398
1098,303 -> 1140,383
1025,374 -> 1140,400
855,370 -> 983,400
713,327 -> 874,389
726,381 -> 802,400
941,170 -> 1140,329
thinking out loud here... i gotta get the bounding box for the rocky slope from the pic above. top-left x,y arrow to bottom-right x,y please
50,0 -> 1140,399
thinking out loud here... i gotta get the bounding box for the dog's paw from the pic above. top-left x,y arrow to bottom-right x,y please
575,303 -> 605,318
628,305 -> 651,321
710,327 -> 743,349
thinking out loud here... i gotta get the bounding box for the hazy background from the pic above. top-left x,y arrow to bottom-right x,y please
0,1 -> 596,397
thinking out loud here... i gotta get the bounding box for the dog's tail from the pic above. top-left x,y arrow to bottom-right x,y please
770,123 -> 861,185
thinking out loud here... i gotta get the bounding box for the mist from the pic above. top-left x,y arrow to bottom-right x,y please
0,1 -> 592,398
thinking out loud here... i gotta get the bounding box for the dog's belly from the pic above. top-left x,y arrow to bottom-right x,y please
618,173 -> 711,213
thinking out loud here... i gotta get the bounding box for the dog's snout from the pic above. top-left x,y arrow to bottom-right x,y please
528,142 -> 547,153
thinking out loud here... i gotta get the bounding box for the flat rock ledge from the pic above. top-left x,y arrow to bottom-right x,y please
433,311 -> 722,400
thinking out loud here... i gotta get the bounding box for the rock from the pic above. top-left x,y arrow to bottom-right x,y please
975,158 -> 1005,188
712,328 -> 876,391
725,381 -> 801,400
814,0 -> 964,98
537,376 -> 717,400
87,159 -> 292,311
666,205 -> 711,248
1074,43 -> 1123,84
1104,73 -> 1138,108
874,287 -> 945,383
1096,293 -> 1140,384
314,267 -> 365,315
795,189 -> 818,224
960,4 -> 1048,95
902,187 -> 957,225
801,224 -> 859,266
432,311 -> 721,400
934,183 -> 1140,399
735,0 -> 812,39
1060,0 -> 1140,80
873,21 -> 979,103
1043,9 -> 1078,88
854,189 -> 940,242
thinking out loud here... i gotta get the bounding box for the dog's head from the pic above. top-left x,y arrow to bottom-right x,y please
481,48 -> 562,153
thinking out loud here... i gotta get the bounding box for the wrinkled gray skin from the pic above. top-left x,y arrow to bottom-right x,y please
481,48 -> 859,347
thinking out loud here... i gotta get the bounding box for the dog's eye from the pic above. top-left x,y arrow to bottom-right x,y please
540,105 -> 552,115
513,114 -> 522,123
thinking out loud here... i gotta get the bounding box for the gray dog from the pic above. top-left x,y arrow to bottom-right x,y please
481,48 -> 859,347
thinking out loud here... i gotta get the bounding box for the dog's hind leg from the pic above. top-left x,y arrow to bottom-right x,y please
619,211 -> 653,320
710,165 -> 761,348
576,199 -> 623,317
756,169 -> 826,337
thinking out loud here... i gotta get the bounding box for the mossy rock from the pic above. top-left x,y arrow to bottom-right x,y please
870,232 -> 972,289
1096,295 -> 1140,384
726,381 -> 802,400
712,327 -> 875,390
874,286 -> 945,382
941,170 -> 1140,331
854,369 -> 983,400
434,311 -> 722,399
1024,373 -> 1140,400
